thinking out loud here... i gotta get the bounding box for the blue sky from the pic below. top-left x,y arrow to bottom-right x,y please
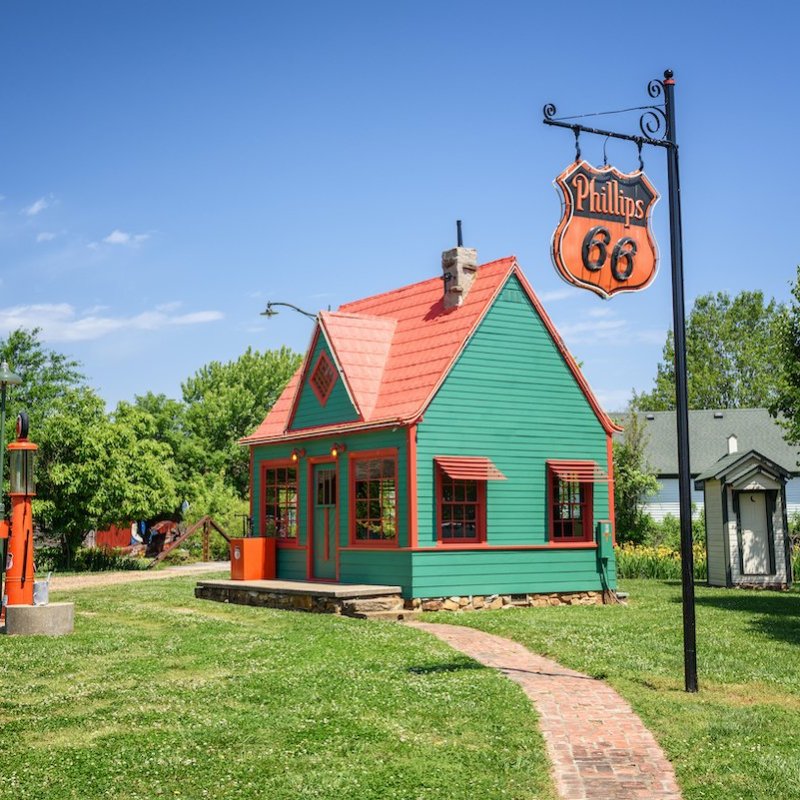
1,1 -> 797,412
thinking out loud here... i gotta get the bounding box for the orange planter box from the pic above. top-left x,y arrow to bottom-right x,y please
230,538 -> 276,580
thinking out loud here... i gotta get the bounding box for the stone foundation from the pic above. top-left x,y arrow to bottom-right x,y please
406,591 -> 606,612
195,580 -> 611,618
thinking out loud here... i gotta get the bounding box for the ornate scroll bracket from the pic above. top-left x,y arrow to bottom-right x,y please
542,75 -> 673,150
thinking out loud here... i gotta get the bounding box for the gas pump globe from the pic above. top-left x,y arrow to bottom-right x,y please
9,413 -> 35,496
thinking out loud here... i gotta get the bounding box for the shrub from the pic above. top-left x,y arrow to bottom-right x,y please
629,510 -> 705,551
33,544 -> 64,574
615,542 -> 707,581
34,545 -> 147,574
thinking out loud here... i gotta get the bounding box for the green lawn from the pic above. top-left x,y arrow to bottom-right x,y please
429,580 -> 800,800
0,576 -> 555,800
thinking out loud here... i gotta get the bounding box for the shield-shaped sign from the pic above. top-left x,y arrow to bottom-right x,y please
551,160 -> 659,299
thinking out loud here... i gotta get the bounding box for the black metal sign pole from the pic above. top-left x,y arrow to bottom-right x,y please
662,71 -> 698,692
543,68 -> 698,692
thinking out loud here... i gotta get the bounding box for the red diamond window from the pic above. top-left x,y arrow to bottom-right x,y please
310,352 -> 337,405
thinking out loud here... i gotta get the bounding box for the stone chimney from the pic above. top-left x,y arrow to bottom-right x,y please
442,246 -> 478,309
727,434 -> 738,455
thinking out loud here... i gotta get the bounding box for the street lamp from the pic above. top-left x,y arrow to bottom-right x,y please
260,301 -> 317,320
0,360 -> 21,608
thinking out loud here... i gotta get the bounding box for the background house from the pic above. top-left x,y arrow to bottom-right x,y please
243,246 -> 619,603
625,409 -> 800,521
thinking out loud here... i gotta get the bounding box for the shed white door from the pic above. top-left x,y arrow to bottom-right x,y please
740,492 -> 770,575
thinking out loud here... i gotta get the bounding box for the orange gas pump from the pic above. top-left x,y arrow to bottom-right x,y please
4,413 -> 36,608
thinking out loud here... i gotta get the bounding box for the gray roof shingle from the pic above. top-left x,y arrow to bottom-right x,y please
614,409 -> 800,476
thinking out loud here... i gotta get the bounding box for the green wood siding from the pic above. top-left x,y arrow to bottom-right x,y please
411,548 -> 614,597
414,274 -> 614,591
339,550 -> 412,595
251,428 -> 408,581
290,333 -> 359,430
276,548 -> 307,581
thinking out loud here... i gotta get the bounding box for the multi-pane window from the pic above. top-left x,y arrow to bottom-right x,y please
550,473 -> 592,542
310,353 -> 336,405
263,466 -> 298,539
440,475 -> 484,542
352,456 -> 397,543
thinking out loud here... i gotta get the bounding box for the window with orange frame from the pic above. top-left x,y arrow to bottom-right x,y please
261,463 -> 298,540
548,467 -> 593,543
437,468 -> 486,544
350,452 -> 398,545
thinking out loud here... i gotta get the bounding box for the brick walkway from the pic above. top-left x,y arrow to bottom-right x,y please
410,622 -> 682,800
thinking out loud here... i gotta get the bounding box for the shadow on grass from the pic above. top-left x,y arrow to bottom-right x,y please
408,662 -> 486,675
688,591 -> 800,646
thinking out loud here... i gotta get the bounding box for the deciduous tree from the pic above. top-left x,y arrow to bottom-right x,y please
771,266 -> 800,452
613,412 -> 659,544
35,392 -> 181,562
634,291 -> 784,410
181,346 -> 301,497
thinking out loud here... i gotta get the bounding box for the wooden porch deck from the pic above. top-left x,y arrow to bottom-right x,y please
195,578 -> 413,619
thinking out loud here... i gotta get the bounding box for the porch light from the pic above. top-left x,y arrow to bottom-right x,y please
291,447 -> 306,462
330,442 -> 347,458
260,301 -> 317,321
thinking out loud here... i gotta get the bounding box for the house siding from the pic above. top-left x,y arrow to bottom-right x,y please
645,476 -> 800,521
251,428 -> 408,581
276,548 -> 307,581
339,550 -> 412,596
643,478 -> 705,521
414,274 -> 613,595
290,333 -> 360,430
786,478 -> 800,516
411,548 -> 613,597
704,480 -> 726,586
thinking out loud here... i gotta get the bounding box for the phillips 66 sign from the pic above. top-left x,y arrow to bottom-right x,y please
551,160 -> 659,299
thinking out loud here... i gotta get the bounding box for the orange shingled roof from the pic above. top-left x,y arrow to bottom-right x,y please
243,256 -> 617,444
319,311 -> 396,419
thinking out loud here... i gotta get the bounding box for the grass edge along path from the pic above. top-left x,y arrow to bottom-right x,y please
0,575 -> 557,800
427,579 -> 800,800
411,620 -> 682,800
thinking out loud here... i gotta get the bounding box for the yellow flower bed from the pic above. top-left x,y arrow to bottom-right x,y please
615,542 -> 708,580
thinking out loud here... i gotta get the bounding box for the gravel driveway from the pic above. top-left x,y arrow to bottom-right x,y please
49,562 -> 230,592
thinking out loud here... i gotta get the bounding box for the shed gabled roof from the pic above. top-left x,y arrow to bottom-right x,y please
244,257 -> 618,444
694,448 -> 792,485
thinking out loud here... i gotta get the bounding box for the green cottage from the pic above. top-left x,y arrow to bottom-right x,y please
242,245 -> 620,606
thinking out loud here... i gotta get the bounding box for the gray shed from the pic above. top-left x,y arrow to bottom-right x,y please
695,445 -> 793,589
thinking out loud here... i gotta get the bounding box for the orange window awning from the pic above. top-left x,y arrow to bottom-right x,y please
434,456 -> 506,481
547,460 -> 609,483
